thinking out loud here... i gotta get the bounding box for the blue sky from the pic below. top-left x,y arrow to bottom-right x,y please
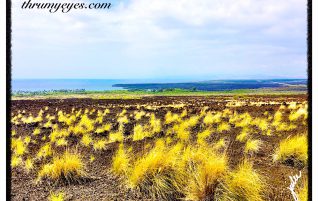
12,0 -> 307,80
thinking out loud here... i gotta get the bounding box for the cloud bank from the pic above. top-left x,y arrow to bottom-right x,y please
12,0 -> 307,79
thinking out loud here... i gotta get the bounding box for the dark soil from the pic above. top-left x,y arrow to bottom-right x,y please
10,95 -> 308,201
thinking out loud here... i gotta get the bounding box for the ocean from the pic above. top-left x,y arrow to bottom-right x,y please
12,79 -> 127,92
11,79 -> 192,92
12,79 -> 307,92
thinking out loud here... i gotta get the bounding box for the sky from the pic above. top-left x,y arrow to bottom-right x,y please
12,0 -> 308,80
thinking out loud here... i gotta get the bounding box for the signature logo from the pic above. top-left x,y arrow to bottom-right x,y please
288,171 -> 302,201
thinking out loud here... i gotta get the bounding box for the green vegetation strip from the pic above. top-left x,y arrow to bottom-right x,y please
12,88 -> 306,100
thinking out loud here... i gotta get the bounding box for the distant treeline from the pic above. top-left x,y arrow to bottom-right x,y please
12,89 -> 87,96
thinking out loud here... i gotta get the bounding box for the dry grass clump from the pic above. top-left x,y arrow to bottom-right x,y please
10,99 -> 307,200
33,128 -> 41,135
183,150 -> 228,200
37,143 -> 53,159
95,123 -> 111,134
112,143 -> 131,176
244,139 -> 262,154
165,111 -> 180,124
217,122 -> 231,132
37,150 -> 86,183
168,115 -> 200,141
24,158 -> 34,172
108,129 -> 124,143
128,139 -> 182,200
149,114 -> 161,133
49,191 -> 65,201
11,137 -> 27,156
289,106 -> 308,121
134,110 -> 146,120
133,124 -> 152,141
236,128 -> 249,142
81,134 -> 93,147
203,112 -> 221,125
197,129 -> 212,144
11,155 -> 23,168
111,140 -> 232,200
273,135 -> 308,165
71,114 -> 95,135
93,139 -> 107,150
223,160 -> 266,201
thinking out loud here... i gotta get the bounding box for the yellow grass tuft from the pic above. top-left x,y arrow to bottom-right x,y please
37,143 -> 53,159
108,129 -> 124,143
24,158 -> 34,172
112,144 -> 131,176
12,137 -> 27,156
197,129 -> 212,145
273,135 -> 308,164
33,128 -> 41,135
133,124 -> 151,141
203,112 -> 221,125
244,139 -> 262,154
149,114 -> 161,133
95,123 -> 112,134
93,139 -> 107,150
289,107 -> 307,121
236,128 -> 249,142
224,160 -> 265,201
184,153 -> 228,200
11,155 -> 23,168
165,111 -> 180,124
135,110 -> 146,120
48,191 -> 65,201
81,134 -> 92,147
217,122 -> 231,132
37,150 -> 86,182
117,115 -> 129,124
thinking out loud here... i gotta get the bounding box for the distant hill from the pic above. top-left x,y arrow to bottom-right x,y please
112,79 -> 307,91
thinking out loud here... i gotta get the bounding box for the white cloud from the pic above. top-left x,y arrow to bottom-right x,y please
12,0 -> 307,78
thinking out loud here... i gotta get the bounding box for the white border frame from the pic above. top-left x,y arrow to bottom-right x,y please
0,0 -> 316,200
312,1 -> 317,200
0,0 -> 7,197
